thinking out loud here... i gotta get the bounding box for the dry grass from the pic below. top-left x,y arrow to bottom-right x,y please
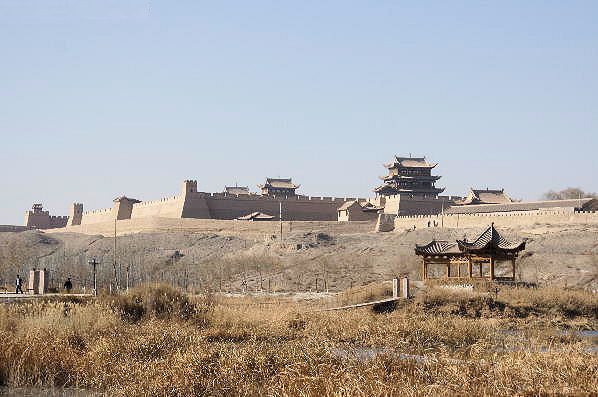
0,284 -> 596,396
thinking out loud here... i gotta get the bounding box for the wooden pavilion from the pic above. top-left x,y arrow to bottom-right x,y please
415,224 -> 526,281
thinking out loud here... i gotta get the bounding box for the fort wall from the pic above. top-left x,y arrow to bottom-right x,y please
383,195 -> 455,216
81,207 -> 115,225
24,207 -> 68,229
130,195 -> 185,219
201,193 -> 356,221
0,225 -> 33,233
43,217 -> 375,238
391,209 -> 598,231
67,203 -> 83,226
72,178 -> 368,226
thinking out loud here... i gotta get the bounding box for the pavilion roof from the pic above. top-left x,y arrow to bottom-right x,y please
457,224 -> 525,253
415,224 -> 525,256
415,240 -> 461,255
259,178 -> 300,189
237,212 -> 275,221
458,188 -> 513,205
384,156 -> 437,169
337,200 -> 358,211
225,186 -> 250,195
113,196 -> 141,203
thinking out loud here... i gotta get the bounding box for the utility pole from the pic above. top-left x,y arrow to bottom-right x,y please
279,201 -> 283,245
113,219 -> 117,292
88,257 -> 99,296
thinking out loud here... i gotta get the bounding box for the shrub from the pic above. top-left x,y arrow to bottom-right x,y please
105,284 -> 210,323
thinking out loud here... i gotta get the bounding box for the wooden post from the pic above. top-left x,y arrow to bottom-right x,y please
479,262 -> 483,278
421,259 -> 426,280
457,262 -> 461,278
446,263 -> 450,278
511,258 -> 516,281
489,257 -> 495,280
401,277 -> 409,299
392,278 -> 399,298
468,257 -> 472,278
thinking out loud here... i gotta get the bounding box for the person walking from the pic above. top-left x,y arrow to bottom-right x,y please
15,275 -> 24,294
63,278 -> 73,293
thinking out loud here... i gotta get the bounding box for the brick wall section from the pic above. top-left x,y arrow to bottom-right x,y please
44,217 -> 375,238
392,209 -> 598,230
70,180 -> 368,226
383,195 -> 454,216
24,210 -> 68,229
201,194 -> 349,221
81,207 -> 115,225
130,195 -> 185,219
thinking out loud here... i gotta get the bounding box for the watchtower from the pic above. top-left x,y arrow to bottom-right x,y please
67,203 -> 84,226
182,180 -> 198,195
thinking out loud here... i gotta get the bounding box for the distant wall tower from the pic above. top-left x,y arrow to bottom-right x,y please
182,180 -> 198,195
113,196 -> 141,220
67,203 -> 84,226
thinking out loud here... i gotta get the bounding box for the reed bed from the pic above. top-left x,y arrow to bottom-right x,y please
0,284 -> 596,396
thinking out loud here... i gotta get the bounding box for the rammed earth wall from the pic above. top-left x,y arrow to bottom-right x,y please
69,192 -> 365,226
74,182 -> 367,225
392,209 -> 598,230
43,217 -> 375,238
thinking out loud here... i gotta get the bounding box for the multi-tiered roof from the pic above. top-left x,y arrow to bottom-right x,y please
259,178 -> 300,196
374,156 -> 444,197
415,224 -> 526,281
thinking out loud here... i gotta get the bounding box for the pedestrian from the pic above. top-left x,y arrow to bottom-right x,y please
15,275 -> 24,294
63,278 -> 73,293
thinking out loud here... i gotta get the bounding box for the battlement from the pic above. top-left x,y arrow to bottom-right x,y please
132,195 -> 182,207
51,179 -> 372,227
84,207 -> 113,215
390,208 -> 598,231
182,180 -> 198,194
191,191 -> 365,203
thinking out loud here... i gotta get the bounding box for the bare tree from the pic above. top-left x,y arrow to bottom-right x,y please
542,187 -> 597,201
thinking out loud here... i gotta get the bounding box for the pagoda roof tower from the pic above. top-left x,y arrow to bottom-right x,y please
259,178 -> 300,196
374,155 -> 444,197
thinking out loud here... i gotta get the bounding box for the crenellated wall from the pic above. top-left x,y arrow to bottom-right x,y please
130,195 -> 186,219
391,209 -> 598,231
81,207 -> 115,225
63,180 -> 369,226
24,206 -> 68,229
383,195 -> 455,216
200,193 -> 358,221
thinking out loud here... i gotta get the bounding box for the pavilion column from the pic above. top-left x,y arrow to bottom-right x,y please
511,258 -> 516,281
489,257 -> 495,280
446,263 -> 450,278
479,262 -> 483,278
468,257 -> 472,278
457,262 -> 461,278
421,259 -> 426,280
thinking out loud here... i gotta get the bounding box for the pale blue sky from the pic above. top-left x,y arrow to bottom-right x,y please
1,1 -> 597,224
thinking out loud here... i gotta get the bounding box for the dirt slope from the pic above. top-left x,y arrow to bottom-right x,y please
0,223 -> 596,292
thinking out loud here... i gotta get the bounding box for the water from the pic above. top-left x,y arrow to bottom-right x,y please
330,347 -> 475,364
332,329 -> 598,362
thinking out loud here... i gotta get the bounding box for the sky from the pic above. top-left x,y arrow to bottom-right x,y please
1,1 -> 597,225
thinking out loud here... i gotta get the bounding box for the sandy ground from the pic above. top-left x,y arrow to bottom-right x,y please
0,222 -> 596,292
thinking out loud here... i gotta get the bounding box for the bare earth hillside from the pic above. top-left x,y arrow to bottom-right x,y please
0,223 -> 597,292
